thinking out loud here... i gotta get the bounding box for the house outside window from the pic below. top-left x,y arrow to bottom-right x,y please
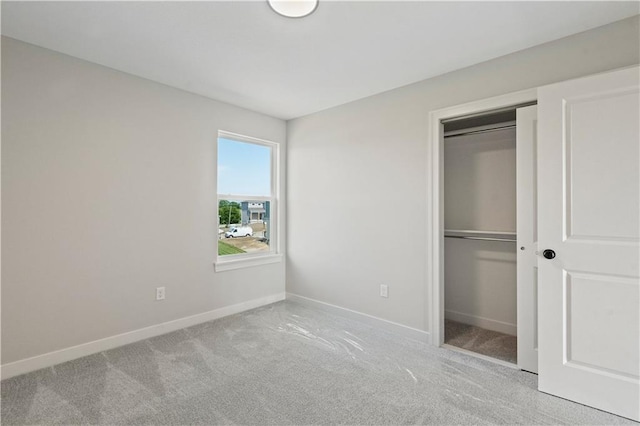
242,202 -> 267,224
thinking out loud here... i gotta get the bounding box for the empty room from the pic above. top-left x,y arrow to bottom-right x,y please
1,1 -> 639,424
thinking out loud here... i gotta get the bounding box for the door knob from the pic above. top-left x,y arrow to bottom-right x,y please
542,249 -> 556,259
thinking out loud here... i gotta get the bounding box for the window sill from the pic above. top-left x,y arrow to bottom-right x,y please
214,253 -> 283,272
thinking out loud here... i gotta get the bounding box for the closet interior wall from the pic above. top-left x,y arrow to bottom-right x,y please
443,113 -> 518,336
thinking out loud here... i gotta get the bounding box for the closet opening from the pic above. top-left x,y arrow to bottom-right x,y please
434,101 -> 538,372
442,108 -> 518,364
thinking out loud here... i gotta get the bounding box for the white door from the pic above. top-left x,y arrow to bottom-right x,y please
516,105 -> 538,374
537,66 -> 639,421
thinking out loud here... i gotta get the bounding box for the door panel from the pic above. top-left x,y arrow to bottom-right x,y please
516,105 -> 538,373
566,272 -> 639,377
538,66 -> 639,421
565,91 -> 639,240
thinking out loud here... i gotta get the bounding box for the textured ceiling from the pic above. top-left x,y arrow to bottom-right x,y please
2,1 -> 638,119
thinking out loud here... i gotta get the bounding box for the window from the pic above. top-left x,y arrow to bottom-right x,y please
215,131 -> 280,271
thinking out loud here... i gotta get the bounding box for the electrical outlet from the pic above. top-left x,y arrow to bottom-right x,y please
380,284 -> 388,298
156,287 -> 166,301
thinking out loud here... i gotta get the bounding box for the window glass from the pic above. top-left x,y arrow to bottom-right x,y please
218,138 -> 271,197
218,199 -> 271,256
216,133 -> 275,261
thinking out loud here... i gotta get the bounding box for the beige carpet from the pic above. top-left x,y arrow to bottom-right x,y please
445,319 -> 517,364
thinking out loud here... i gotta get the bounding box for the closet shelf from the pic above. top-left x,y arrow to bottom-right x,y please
444,229 -> 517,242
443,121 -> 516,139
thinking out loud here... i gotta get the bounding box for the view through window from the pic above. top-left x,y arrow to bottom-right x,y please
217,133 -> 275,258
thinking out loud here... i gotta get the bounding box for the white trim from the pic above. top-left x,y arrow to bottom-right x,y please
286,293 -> 430,344
0,292 -> 286,380
214,253 -> 283,272
427,88 -> 537,347
218,130 -> 278,149
444,310 -> 517,336
218,195 -> 273,202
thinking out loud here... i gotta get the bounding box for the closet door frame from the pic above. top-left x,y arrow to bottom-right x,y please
427,89 -> 537,348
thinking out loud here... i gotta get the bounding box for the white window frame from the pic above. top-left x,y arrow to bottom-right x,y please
214,130 -> 282,272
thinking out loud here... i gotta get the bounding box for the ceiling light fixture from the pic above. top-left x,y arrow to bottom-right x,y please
267,0 -> 318,18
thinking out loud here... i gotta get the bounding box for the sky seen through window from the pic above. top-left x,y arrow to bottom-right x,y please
218,138 -> 271,196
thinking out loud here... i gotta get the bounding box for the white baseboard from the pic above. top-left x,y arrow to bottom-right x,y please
1,292 -> 286,380
445,309 -> 517,336
286,293 -> 430,344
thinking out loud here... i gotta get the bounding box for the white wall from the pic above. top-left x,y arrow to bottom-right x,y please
445,239 -> 517,335
444,128 -> 516,233
286,16 -> 640,333
1,37 -> 286,365
444,128 -> 517,335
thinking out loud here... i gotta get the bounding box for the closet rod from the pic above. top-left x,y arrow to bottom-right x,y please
444,124 -> 515,139
444,235 -> 517,243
